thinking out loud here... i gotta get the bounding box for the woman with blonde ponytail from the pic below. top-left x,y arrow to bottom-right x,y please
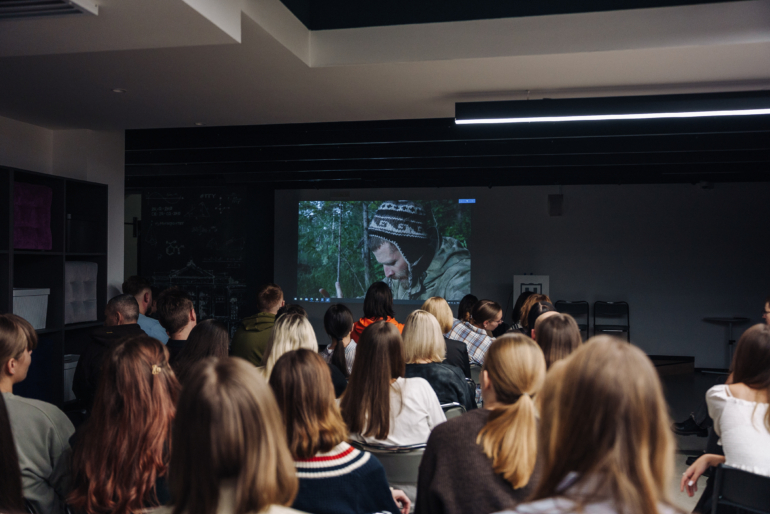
415,334 -> 545,514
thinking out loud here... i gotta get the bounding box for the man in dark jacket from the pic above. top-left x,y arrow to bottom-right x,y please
72,294 -> 146,411
231,284 -> 284,367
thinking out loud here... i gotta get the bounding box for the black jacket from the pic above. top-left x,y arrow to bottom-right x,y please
72,323 -> 147,411
405,362 -> 476,412
443,337 -> 471,379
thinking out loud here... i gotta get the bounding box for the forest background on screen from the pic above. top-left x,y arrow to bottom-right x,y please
297,200 -> 471,299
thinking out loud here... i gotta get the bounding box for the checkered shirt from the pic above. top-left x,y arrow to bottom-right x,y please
447,320 -> 494,366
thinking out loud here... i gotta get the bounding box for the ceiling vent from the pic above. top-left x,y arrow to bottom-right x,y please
0,0 -> 98,20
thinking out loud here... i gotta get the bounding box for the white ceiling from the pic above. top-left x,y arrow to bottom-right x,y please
0,0 -> 769,130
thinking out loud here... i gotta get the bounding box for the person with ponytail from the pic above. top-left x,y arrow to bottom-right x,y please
320,304 -> 356,377
69,335 -> 180,514
415,334 -> 544,514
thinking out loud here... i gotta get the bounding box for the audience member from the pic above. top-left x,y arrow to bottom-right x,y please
533,313 -> 581,369
231,283 -> 285,367
0,390 -> 24,513
69,335 -> 179,514
351,282 -> 404,342
154,357 -> 301,514
421,297 -> 471,378
682,323 -> 770,505
269,350 -> 409,514
156,288 -> 197,363
416,334 -> 545,514
148,286 -> 161,318
509,291 -> 535,333
276,303 -> 307,318
518,293 -> 551,333
341,321 -> 445,446
455,294 -> 478,328
403,310 -> 476,412
526,302 -> 556,340
502,336 -> 677,514
172,319 -> 230,384
122,275 -> 168,344
72,294 -> 146,410
321,303 -> 356,377
261,313 -> 318,378
0,314 -> 75,514
447,300 -> 502,366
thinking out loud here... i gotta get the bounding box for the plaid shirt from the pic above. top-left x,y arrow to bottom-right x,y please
447,320 -> 494,366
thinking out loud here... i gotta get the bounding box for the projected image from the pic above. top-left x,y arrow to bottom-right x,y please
298,200 -> 471,302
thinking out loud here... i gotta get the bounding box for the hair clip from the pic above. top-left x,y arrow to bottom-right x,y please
152,364 -> 162,375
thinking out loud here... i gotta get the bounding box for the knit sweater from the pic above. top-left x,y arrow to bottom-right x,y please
415,409 -> 537,514
292,442 -> 401,514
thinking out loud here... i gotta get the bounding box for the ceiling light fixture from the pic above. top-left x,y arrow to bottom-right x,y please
112,88 -> 127,94
455,91 -> 770,125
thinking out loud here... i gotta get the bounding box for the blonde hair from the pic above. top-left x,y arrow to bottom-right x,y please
262,313 -> 318,377
532,336 -> 676,514
420,297 -> 454,334
402,310 -> 446,364
170,357 -> 297,514
476,334 -> 545,489
0,314 -> 38,371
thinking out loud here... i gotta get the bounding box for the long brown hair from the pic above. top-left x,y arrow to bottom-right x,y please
535,313 -> 582,369
731,323 -> 770,430
476,334 -> 545,489
0,394 -> 23,513
170,357 -> 297,514
531,336 -> 676,514
172,319 -> 230,383
0,313 -> 38,368
340,321 -> 405,440
519,294 -> 551,329
269,349 -> 348,459
69,335 -> 180,514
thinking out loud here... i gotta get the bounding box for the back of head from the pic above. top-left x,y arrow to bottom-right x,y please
340,321 -> 405,440
106,294 -> 140,324
470,299 -> 502,326
0,314 -> 38,372
122,276 -> 151,298
732,324 -> 770,430
276,303 -> 307,318
257,283 -> 284,313
402,310 -> 445,363
477,334 -> 545,489
262,313 -> 317,377
170,357 -> 297,514
519,294 -> 551,329
420,297 -> 454,334
363,282 -> 395,320
70,335 -> 179,514
156,288 -> 194,335
269,349 -> 348,460
536,313 -> 581,369
458,294 -> 478,322
532,336 -> 674,514
512,292 -> 535,325
324,304 -> 354,378
0,394 -> 23,513
173,320 -> 230,384
527,301 -> 555,336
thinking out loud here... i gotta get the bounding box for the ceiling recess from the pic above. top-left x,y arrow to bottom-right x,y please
0,0 -> 98,20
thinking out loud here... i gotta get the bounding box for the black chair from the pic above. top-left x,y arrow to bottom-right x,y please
440,402 -> 466,420
712,464 -> 770,513
593,301 -> 630,341
554,301 -> 589,339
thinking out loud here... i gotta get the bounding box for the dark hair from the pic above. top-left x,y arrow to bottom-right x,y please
106,294 -> 140,323
122,276 -> 152,297
527,302 -> 555,334
520,294 -> 552,329
732,324 -> 770,430
512,291 -> 535,325
156,288 -> 194,335
324,304 -> 354,378
276,304 -> 307,318
458,294 -> 478,322
257,284 -> 284,313
172,320 -> 230,384
470,300 -> 502,326
536,313 -> 582,369
363,282 -> 396,320
340,321 -> 405,440
0,395 -> 23,513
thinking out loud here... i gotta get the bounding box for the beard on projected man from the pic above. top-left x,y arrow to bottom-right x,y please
348,200 -> 471,301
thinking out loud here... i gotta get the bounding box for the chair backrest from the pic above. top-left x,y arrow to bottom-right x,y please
349,441 -> 426,484
593,301 -> 629,319
470,364 -> 481,384
713,464 -> 770,514
554,300 -> 589,319
441,402 -> 466,420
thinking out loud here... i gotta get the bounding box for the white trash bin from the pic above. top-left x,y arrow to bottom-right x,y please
13,288 -> 51,330
64,354 -> 79,403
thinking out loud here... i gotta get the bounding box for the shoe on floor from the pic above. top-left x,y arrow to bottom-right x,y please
672,416 -> 708,437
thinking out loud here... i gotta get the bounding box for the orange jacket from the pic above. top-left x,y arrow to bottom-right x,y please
350,316 -> 404,342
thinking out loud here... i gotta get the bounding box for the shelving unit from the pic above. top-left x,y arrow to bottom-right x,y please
0,166 -> 108,407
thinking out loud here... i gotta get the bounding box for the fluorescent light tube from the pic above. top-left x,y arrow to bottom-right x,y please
455,108 -> 770,124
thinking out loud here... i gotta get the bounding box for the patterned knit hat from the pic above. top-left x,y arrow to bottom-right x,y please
368,201 -> 430,269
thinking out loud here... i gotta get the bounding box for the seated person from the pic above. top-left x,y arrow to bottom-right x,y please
276,303 -> 307,318
507,291 -> 535,334
0,393 -> 24,513
1,314 -> 75,514
231,283 -> 284,367
321,303 -> 356,377
340,321 -> 445,447
152,357 -> 302,514
269,349 -> 409,514
534,312 -> 581,369
261,313 -> 318,378
402,310 -> 476,412
172,319 -> 230,384
155,288 -> 197,364
351,281 -> 404,342
526,302 -> 556,340
453,294 -> 478,331
421,296 -> 471,379
73,294 -> 146,410
69,335 -> 179,514
122,275 -> 168,344
516,293 -> 551,335
416,334 -> 545,514
447,300 -> 503,366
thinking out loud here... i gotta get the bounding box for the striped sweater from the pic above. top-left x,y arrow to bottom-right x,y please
292,442 -> 400,514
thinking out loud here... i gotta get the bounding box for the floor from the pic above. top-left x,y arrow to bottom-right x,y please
661,370 -> 724,513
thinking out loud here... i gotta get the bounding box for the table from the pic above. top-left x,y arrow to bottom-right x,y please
703,317 -> 752,372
